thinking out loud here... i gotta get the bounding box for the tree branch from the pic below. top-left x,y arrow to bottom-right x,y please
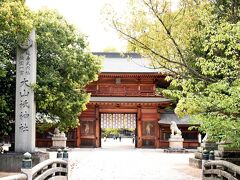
143,0 -> 216,82
112,20 -> 187,68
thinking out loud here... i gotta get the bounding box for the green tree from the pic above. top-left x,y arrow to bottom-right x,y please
102,128 -> 119,137
0,1 -> 101,136
0,0 -> 34,137
107,0 -> 240,147
212,0 -> 239,22
34,9 -> 101,131
105,0 -> 208,79
167,9 -> 240,147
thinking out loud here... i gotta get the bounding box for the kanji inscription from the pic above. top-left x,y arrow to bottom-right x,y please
15,30 -> 37,153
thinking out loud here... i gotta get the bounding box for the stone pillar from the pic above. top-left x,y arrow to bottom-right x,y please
15,30 -> 37,153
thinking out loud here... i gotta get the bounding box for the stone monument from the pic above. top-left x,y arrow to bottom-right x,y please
168,121 -> 184,149
0,30 -> 49,172
15,30 -> 37,153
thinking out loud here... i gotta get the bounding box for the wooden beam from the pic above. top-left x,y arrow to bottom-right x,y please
99,108 -> 138,113
80,135 -> 95,139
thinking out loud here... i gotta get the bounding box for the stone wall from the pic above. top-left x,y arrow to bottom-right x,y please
0,152 -> 49,172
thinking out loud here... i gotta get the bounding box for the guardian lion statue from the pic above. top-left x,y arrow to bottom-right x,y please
170,121 -> 182,137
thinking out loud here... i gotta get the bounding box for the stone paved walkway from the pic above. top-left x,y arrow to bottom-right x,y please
0,139 -> 201,180
67,139 -> 201,180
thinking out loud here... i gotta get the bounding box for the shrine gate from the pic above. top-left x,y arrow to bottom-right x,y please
36,52 -> 199,148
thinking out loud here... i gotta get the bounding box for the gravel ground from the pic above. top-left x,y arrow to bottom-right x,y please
0,138 -> 202,180
68,138 -> 201,180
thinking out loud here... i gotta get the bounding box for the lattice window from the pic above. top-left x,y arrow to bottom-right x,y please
101,113 -> 136,129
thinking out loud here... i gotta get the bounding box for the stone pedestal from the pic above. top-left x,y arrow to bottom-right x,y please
169,135 -> 184,149
52,133 -> 67,148
189,157 -> 202,169
0,152 -> 49,172
189,141 -> 217,169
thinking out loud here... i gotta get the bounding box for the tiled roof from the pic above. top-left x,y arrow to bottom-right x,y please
93,52 -> 159,73
90,96 -> 171,103
93,52 -> 141,58
158,113 -> 191,125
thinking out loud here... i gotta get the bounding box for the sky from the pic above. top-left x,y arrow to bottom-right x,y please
26,0 -> 178,52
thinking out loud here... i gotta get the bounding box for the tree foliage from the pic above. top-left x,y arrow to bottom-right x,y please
106,0 -> 213,80
0,0 -> 101,136
34,9 -> 101,131
169,10 -> 240,146
108,0 -> 240,147
0,0 -> 34,136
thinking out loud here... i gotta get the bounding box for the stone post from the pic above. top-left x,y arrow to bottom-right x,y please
209,150 -> 215,160
57,149 -> 63,158
15,30 -> 37,153
21,152 -> 33,180
63,148 -> 68,160
22,152 -> 32,169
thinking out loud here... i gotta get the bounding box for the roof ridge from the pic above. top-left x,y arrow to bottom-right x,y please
92,52 -> 142,58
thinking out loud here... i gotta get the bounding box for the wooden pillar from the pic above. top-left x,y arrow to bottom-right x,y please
137,77 -> 141,96
137,105 -> 142,148
95,105 -> 100,148
155,122 -> 160,148
155,108 -> 160,148
96,82 -> 99,94
76,127 -> 81,147
153,79 -> 156,92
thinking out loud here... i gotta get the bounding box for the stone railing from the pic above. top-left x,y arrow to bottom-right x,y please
1,149 -> 68,180
22,158 -> 67,180
203,160 -> 240,180
0,174 -> 27,180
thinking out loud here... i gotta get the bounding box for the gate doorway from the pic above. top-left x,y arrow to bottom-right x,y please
100,113 -> 137,148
